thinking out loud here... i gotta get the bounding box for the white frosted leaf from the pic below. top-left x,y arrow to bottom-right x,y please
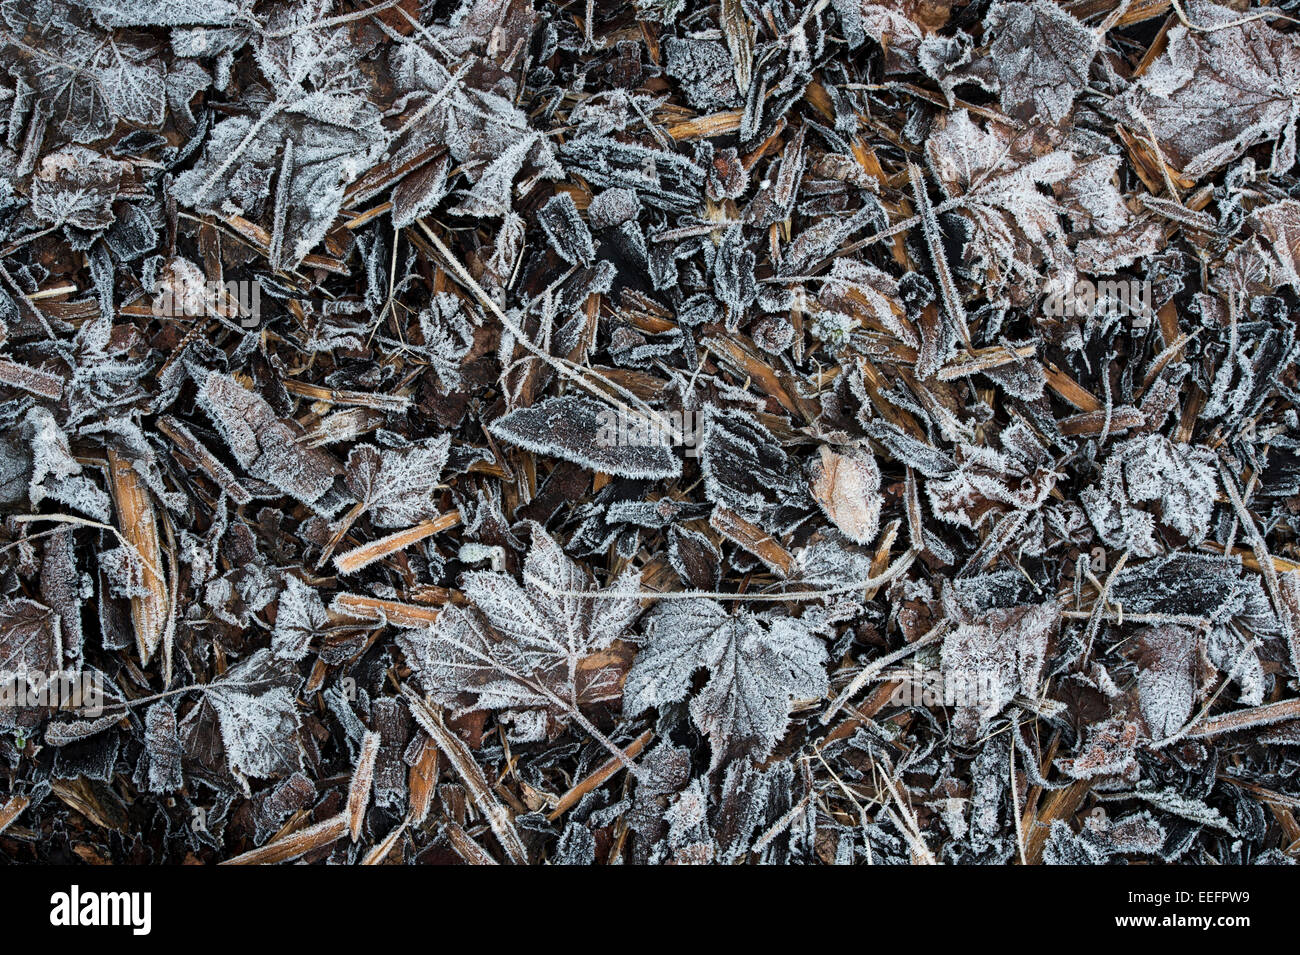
1133,624 -> 1198,739
272,576 -> 326,662
23,407 -> 112,521
1134,787 -> 1238,836
627,601 -> 828,769
0,1 -> 166,142
205,650 -> 303,780
1082,434 -> 1217,557
1109,0 -> 1300,177
198,372 -> 341,506
144,701 -> 183,793
537,192 -> 595,266
81,0 -> 239,25
398,523 -> 641,726
345,435 -> 450,528
941,602 -> 1057,742
985,0 -> 1098,124
174,107 -> 387,268
925,110 -> 1075,297
489,395 -> 682,480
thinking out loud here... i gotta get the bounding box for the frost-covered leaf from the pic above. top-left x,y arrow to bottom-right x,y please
79,0 -> 239,26
663,37 -> 740,111
1133,786 -> 1238,836
926,421 -> 1056,529
985,0 -> 1098,124
170,6 -> 388,266
559,135 -> 705,213
198,372 -> 341,507
387,21 -> 560,203
414,293 -> 476,393
818,258 -> 917,348
489,395 -> 682,480
30,147 -> 126,231
1247,199 -> 1300,293
1109,553 -> 1276,633
925,110 -> 1075,295
399,523 -> 640,730
1058,155 -> 1129,236
1133,624 -> 1198,739
1057,718 -> 1140,781
63,312 -> 153,426
22,406 -> 111,521
941,601 -> 1057,741
272,576 -> 326,662
713,757 -> 796,864
668,525 -> 721,591
538,192 -> 595,267
144,701 -> 183,793
1082,434 -> 1218,556
625,600 -> 828,769
0,0 -> 167,142
344,435 -> 450,528
0,597 -> 59,679
700,406 -> 807,527
205,650 -> 303,781
1109,0 -> 1300,177
843,0 -> 965,82
173,106 -> 387,269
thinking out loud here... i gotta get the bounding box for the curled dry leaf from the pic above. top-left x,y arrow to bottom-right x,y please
808,445 -> 883,545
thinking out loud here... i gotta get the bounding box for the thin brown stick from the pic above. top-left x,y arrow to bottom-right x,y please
334,510 -> 462,575
547,729 -> 653,820
220,813 -> 349,865
402,687 -> 530,864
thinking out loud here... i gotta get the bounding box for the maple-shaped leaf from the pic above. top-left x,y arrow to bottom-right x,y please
343,435 -> 450,528
625,600 -> 829,769
1109,0 -> 1300,177
925,110 -> 1075,296
941,601 -> 1057,742
1132,624 -> 1199,739
0,0 -> 167,143
205,650 -> 303,781
398,523 -> 640,735
29,147 -> 127,232
985,0 -> 1099,124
